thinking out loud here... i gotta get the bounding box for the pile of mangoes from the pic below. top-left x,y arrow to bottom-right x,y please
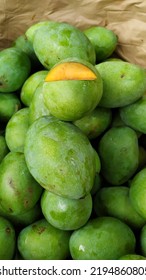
1,20 -> 146,260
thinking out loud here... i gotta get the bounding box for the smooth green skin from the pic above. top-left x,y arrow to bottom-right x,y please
0,216 -> 16,260
24,116 -> 97,199
0,201 -> 42,228
0,47 -> 31,92
98,126 -> 139,185
119,254 -> 146,260
33,22 -> 96,69
29,81 -> 51,125
120,96 -> 146,134
5,107 -> 29,153
94,186 -> 145,230
17,218 -> 71,260
25,21 -> 54,43
96,61 -> 146,108
73,107 -> 112,139
0,152 -> 43,215
12,34 -> 42,70
0,135 -> 9,163
140,224 -> 146,257
0,93 -> 21,122
20,70 -> 48,106
69,216 -> 136,260
84,26 -> 118,62
129,168 -> 146,219
41,190 -> 92,230
43,59 -> 103,121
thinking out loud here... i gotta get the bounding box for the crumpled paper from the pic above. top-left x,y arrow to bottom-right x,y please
0,0 -> 146,67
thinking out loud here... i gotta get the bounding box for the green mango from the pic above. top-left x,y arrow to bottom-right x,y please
0,92 -> 21,122
41,190 -> 92,230
33,21 -> 96,69
98,126 -> 139,185
0,216 -> 16,260
5,107 -> 29,153
0,47 -> 31,92
96,61 -> 146,108
17,218 -> 71,259
120,95 -> 146,133
84,26 -> 118,62
140,224 -> 146,257
73,107 -> 112,139
129,168 -> 146,219
94,186 -> 145,229
20,70 -> 48,106
24,116 -> 97,199
0,152 -> 42,215
43,58 -> 103,121
29,82 -> 51,125
25,21 -> 54,43
0,135 -> 9,163
69,216 -> 136,260
119,254 -> 146,260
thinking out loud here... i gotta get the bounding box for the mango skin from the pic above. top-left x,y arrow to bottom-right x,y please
0,216 -> 16,260
98,126 -> 139,185
0,47 -> 31,92
20,70 -> 48,106
17,218 -> 71,260
0,93 -> 21,122
5,107 -> 29,153
129,168 -> 146,220
119,254 -> 146,260
41,190 -> 92,230
140,224 -> 146,257
84,26 -> 118,62
29,82 -> 51,125
120,96 -> 146,134
94,186 -> 145,230
96,61 -> 146,108
0,152 -> 43,215
69,216 -> 136,260
24,116 -> 97,199
33,22 -> 96,69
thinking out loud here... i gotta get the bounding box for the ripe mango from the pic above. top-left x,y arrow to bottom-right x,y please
24,116 -> 97,199
96,61 -> 146,107
43,59 -> 103,121
32,21 -> 96,69
98,126 -> 139,185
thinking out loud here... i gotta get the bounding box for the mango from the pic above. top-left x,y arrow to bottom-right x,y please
20,70 -> 48,106
119,254 -> 146,260
140,224 -> 146,257
17,218 -> 71,259
5,107 -> 29,153
25,21 -> 54,43
41,190 -> 92,230
0,47 -> 31,92
96,61 -> 146,107
32,21 -> 96,69
0,135 -> 9,163
29,82 -> 51,125
84,26 -> 118,62
24,116 -> 97,199
94,186 -> 145,229
43,59 -> 103,121
0,152 -> 42,215
73,107 -> 112,139
0,93 -> 21,122
129,168 -> 146,219
120,95 -> 146,133
69,216 -> 136,260
0,216 -> 16,260
98,126 -> 139,185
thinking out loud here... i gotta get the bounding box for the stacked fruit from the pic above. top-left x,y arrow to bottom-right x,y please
0,20 -> 146,260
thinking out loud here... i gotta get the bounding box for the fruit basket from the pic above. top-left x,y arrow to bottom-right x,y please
0,0 -> 146,261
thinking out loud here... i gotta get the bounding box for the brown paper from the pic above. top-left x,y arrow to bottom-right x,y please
0,0 -> 146,67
